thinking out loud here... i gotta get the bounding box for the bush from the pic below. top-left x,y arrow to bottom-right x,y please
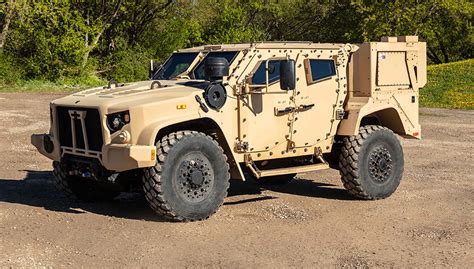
0,53 -> 23,85
106,48 -> 151,82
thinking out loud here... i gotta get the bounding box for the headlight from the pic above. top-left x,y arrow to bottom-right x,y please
106,110 -> 130,133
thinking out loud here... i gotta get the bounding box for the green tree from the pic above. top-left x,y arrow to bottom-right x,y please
1,0 -> 472,84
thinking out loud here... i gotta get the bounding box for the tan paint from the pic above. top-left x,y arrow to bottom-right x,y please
31,36 -> 426,179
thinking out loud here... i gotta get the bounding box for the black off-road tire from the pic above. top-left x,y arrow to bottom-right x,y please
52,161 -> 120,201
339,125 -> 404,199
52,161 -> 74,197
142,131 -> 230,222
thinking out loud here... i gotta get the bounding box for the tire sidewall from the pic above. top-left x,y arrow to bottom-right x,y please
358,129 -> 404,198
159,135 -> 229,219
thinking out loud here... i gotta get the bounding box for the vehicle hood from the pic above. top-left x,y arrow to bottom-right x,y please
51,80 -> 207,112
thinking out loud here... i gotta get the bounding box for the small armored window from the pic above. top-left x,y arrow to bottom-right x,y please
308,59 -> 336,82
251,60 -> 281,85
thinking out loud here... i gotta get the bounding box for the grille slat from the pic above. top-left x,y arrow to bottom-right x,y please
56,107 -> 103,152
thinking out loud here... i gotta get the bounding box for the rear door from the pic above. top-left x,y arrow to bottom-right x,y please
291,58 -> 339,148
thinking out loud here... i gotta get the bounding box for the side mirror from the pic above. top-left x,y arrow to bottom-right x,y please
149,60 -> 162,79
204,57 -> 229,82
280,59 -> 296,90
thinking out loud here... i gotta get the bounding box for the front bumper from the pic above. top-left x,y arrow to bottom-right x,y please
102,144 -> 156,171
31,134 -> 156,172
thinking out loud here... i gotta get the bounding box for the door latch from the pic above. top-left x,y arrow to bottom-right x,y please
335,109 -> 346,120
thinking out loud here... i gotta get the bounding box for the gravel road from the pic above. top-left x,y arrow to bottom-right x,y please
0,93 -> 472,267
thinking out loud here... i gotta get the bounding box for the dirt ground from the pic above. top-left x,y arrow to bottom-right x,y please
0,92 -> 472,268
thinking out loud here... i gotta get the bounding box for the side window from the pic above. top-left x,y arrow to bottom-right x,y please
309,59 -> 336,82
251,60 -> 281,85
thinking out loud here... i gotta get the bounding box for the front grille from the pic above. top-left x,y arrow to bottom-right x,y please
56,107 -> 103,152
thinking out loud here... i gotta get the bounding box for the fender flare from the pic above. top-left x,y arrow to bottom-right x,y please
337,103 -> 411,136
136,116 -> 245,180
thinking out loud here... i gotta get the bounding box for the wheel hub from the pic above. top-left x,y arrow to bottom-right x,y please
368,146 -> 393,183
177,156 -> 213,202
190,170 -> 205,186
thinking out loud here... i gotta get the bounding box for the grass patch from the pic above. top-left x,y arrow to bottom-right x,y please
420,59 -> 474,109
0,76 -> 106,93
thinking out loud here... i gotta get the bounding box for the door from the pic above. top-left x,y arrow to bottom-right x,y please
291,58 -> 339,148
238,59 -> 295,154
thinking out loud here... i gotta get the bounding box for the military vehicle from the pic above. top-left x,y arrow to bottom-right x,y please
32,36 -> 426,221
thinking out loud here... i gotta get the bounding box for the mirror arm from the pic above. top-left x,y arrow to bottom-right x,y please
265,60 -> 270,93
149,60 -> 154,80
149,60 -> 163,80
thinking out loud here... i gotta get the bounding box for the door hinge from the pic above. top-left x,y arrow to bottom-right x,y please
235,140 -> 249,152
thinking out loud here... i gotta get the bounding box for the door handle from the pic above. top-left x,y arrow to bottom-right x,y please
274,107 -> 293,116
274,104 -> 314,116
299,104 -> 314,110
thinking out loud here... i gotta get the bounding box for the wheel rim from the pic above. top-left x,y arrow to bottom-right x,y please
368,146 -> 393,183
176,153 -> 214,203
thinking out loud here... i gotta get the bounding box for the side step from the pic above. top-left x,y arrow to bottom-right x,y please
245,155 -> 330,178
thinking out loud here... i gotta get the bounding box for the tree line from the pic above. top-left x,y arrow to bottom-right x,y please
0,0 -> 472,84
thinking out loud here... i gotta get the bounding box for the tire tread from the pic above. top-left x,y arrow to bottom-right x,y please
339,125 -> 393,200
142,131 -> 230,222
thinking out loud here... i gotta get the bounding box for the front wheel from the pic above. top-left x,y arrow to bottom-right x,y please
339,125 -> 404,199
142,131 -> 230,221
52,161 -> 121,201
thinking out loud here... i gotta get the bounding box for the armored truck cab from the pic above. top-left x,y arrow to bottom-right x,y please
32,36 -> 426,221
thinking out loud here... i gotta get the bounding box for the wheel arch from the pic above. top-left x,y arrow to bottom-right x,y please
151,117 -> 244,181
360,107 -> 405,134
337,105 -> 412,137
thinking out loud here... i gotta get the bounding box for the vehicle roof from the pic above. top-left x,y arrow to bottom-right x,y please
177,42 -> 346,52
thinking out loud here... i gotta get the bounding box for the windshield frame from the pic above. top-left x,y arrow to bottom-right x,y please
152,52 -> 200,80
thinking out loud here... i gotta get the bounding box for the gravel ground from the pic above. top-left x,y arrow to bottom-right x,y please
0,93 -> 473,268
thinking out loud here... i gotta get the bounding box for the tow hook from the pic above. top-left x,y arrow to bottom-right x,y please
195,95 -> 209,113
68,169 -> 93,179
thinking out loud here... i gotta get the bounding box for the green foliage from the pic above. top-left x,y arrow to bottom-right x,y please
7,1 -> 89,79
0,0 -> 472,103
346,0 -> 474,63
202,0 -> 265,43
420,59 -> 474,109
0,53 -> 22,85
108,46 -> 151,82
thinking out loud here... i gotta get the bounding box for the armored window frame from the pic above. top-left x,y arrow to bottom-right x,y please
305,59 -> 336,84
249,59 -> 282,87
153,52 -> 200,80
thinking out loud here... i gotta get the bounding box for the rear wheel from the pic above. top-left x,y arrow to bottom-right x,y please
339,125 -> 404,199
52,161 -> 120,201
142,131 -> 230,221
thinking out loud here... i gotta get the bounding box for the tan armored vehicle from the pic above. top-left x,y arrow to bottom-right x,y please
32,36 -> 426,221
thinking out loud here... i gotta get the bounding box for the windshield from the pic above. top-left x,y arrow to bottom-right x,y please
153,52 -> 199,80
192,51 -> 238,80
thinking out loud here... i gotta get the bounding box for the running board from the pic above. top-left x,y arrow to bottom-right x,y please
244,155 -> 330,178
